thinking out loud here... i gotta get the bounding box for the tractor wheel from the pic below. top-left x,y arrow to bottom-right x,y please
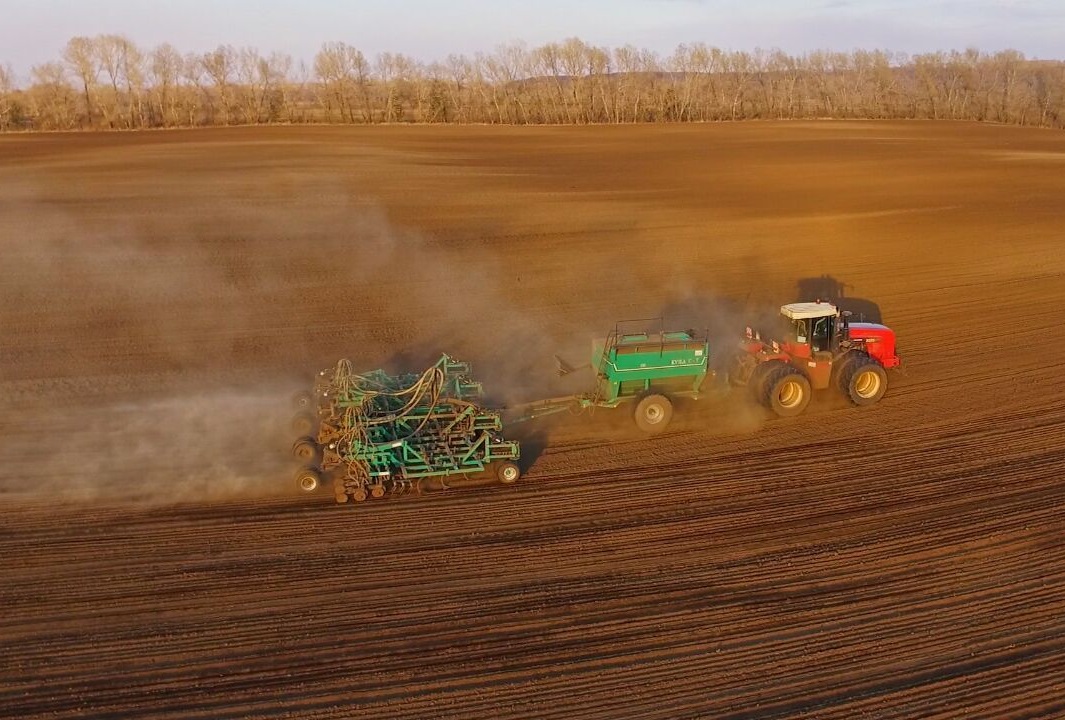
747,362 -> 776,402
295,468 -> 321,493
496,461 -> 521,485
845,362 -> 888,406
634,393 -> 674,434
763,367 -> 812,417
291,437 -> 320,464
832,352 -> 867,395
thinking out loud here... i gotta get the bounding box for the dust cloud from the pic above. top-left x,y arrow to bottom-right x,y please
0,180 -> 607,504
0,174 -> 781,505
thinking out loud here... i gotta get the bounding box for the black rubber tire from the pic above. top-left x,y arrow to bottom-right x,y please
845,361 -> 888,406
747,362 -> 776,402
763,367 -> 812,417
496,461 -> 521,484
291,436 -> 321,464
295,467 -> 321,493
634,393 -> 674,434
832,352 -> 863,395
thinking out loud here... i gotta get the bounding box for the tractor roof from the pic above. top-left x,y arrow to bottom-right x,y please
781,302 -> 840,320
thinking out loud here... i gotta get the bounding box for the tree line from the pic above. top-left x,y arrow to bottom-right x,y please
1,35 -> 1063,131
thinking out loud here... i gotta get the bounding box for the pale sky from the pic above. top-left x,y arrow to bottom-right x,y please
3,0 -> 1063,81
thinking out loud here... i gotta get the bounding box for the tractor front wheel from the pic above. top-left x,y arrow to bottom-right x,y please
764,368 -> 812,417
634,393 -> 674,434
845,362 -> 888,406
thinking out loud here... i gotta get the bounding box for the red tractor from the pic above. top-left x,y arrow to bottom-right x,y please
730,301 -> 901,416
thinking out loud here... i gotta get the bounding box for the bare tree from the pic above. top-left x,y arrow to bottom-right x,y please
5,36 -> 1065,131
0,63 -> 15,130
95,34 -> 130,127
613,45 -> 659,122
201,45 -> 237,124
149,43 -> 182,126
181,52 -> 208,125
62,36 -> 99,126
28,62 -> 77,129
286,59 -> 312,123
314,42 -> 371,122
120,39 -> 147,127
376,52 -> 417,122
441,54 -> 475,123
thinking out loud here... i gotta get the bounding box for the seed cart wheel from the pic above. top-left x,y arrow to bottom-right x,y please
764,368 -> 812,418
290,413 -> 316,437
634,393 -> 674,434
845,362 -> 888,406
291,437 -> 320,464
295,468 -> 321,493
496,461 -> 521,485
370,484 -> 386,498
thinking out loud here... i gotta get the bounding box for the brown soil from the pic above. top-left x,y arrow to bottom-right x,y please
2,121 -> 1065,719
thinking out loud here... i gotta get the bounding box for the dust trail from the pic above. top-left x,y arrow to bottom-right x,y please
0,389 -> 298,503
0,178 -> 589,504
0,172 -> 786,505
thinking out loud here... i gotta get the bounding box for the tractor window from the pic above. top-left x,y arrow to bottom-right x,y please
811,316 -> 831,351
793,319 -> 808,343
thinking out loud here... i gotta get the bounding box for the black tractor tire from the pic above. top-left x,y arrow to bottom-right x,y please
844,361 -> 888,406
747,361 -> 776,402
634,393 -> 674,434
832,352 -> 864,395
496,461 -> 521,485
295,467 -> 322,493
763,367 -> 812,417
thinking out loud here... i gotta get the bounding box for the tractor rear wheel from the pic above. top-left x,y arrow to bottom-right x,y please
845,362 -> 888,406
764,367 -> 812,417
747,362 -> 775,402
496,461 -> 521,485
634,393 -> 674,434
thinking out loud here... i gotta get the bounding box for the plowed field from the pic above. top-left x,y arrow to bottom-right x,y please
2,121 -> 1065,718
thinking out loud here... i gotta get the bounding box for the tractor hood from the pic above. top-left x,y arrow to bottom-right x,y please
848,322 -> 901,368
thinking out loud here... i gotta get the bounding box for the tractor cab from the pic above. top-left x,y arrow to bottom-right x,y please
779,301 -> 841,357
